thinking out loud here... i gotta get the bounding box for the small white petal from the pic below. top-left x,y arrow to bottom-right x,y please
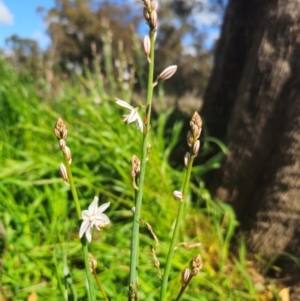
124,109 -> 139,124
88,196 -> 99,213
81,210 -> 91,220
97,202 -> 110,214
116,98 -> 133,110
136,116 -> 143,132
85,225 -> 92,242
79,220 -> 90,238
95,214 -> 110,225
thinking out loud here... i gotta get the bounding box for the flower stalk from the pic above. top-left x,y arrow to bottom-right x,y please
55,119 -> 97,300
160,112 -> 202,301
128,28 -> 156,299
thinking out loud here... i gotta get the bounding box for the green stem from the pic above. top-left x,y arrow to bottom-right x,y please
93,268 -> 109,301
159,155 -> 195,301
64,156 -> 96,301
175,277 -> 192,301
128,30 -> 156,298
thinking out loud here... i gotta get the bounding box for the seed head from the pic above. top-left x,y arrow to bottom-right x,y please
54,118 -> 68,140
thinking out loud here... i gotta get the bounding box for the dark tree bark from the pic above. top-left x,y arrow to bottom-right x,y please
203,0 -> 300,297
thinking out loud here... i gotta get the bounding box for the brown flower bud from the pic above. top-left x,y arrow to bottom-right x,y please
143,0 -> 151,10
54,118 -> 68,140
64,146 -> 72,164
150,10 -> 158,30
158,65 -> 177,81
143,35 -> 151,57
181,268 -> 191,286
192,140 -> 200,157
173,190 -> 183,201
152,1 -> 158,11
143,7 -> 150,21
184,152 -> 190,168
59,139 -> 66,152
190,112 -> 202,140
190,254 -> 203,276
59,163 -> 69,183
187,131 -> 193,147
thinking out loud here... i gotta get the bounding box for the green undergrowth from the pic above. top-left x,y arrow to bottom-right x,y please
0,59 -> 279,300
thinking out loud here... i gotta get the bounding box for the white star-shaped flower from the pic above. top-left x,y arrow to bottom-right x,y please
116,98 -> 143,132
79,196 -> 110,243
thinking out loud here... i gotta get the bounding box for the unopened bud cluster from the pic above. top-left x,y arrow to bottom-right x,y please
184,112 -> 202,167
142,0 -> 158,30
55,118 -> 72,184
180,254 -> 203,287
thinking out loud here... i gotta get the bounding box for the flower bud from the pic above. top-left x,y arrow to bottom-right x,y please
181,268 -> 190,287
143,0 -> 151,10
173,190 -> 183,201
59,139 -> 66,152
192,140 -> 200,157
150,10 -> 157,30
54,118 -> 68,140
184,152 -> 190,168
190,254 -> 203,276
187,131 -> 193,147
143,7 -> 150,21
143,35 -> 151,57
59,163 -> 69,183
64,146 -> 72,164
158,65 -> 177,81
152,1 -> 158,11
190,112 -> 202,139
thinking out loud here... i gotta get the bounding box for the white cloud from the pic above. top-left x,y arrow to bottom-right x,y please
0,1 -> 13,25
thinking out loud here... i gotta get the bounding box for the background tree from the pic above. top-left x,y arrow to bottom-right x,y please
5,35 -> 42,76
40,0 -> 216,97
203,0 -> 300,298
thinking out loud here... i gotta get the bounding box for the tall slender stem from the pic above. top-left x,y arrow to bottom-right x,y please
128,29 -> 156,297
160,156 -> 195,301
64,156 -> 96,301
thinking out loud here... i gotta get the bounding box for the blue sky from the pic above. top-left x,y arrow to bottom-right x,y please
0,0 -> 54,49
0,0 -> 222,51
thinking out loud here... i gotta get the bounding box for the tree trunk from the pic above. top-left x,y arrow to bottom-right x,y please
203,0 -> 300,297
